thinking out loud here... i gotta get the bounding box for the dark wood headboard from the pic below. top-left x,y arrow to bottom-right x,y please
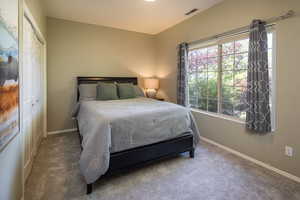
76,77 -> 138,101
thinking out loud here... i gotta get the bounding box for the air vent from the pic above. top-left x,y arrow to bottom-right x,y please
185,8 -> 198,16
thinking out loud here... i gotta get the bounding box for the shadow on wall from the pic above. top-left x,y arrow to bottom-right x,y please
156,71 -> 177,102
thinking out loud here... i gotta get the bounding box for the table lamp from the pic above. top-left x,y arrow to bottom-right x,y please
144,78 -> 159,98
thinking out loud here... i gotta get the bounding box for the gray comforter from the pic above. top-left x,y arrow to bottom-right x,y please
75,97 -> 200,184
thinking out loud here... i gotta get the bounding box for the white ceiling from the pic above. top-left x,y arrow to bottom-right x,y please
44,0 -> 223,35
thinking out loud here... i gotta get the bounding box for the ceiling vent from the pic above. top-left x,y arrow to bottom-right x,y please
185,8 -> 198,16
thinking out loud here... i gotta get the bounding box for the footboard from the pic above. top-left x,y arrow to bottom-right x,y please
82,131 -> 194,194
108,133 -> 194,173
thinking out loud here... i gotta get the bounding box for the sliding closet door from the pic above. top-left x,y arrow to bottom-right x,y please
31,25 -> 43,156
23,17 -> 33,179
23,16 -> 44,180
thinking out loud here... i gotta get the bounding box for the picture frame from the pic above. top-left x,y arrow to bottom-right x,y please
0,0 -> 19,151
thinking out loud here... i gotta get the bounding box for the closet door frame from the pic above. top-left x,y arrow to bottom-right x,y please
23,4 -> 47,139
21,2 -> 47,183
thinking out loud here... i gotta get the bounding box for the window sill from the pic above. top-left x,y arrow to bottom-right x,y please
190,108 -> 245,125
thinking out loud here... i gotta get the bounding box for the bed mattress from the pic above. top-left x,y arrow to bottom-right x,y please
75,97 -> 199,183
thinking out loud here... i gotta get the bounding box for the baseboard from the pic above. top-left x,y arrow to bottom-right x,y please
47,128 -> 78,135
200,136 -> 300,183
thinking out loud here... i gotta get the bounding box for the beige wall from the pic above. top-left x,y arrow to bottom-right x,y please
47,18 -> 156,132
25,0 -> 47,37
0,134 -> 23,200
156,0 -> 300,177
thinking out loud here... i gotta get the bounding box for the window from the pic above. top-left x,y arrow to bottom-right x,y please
188,31 -> 275,121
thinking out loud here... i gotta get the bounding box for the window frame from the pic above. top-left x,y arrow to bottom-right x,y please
188,29 -> 276,126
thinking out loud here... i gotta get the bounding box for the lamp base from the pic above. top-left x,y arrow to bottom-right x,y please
146,89 -> 157,99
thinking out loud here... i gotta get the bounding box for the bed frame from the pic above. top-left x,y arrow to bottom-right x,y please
76,77 -> 195,194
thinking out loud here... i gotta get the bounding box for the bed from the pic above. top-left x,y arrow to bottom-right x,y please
74,77 -> 200,194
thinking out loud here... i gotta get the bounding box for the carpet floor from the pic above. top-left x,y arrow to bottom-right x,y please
25,132 -> 300,200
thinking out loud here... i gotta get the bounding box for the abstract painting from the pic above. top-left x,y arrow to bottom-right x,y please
0,0 -> 19,151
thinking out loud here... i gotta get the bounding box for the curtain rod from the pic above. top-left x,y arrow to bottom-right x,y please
188,10 -> 295,46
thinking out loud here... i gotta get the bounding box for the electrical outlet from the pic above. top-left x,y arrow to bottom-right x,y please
285,146 -> 293,157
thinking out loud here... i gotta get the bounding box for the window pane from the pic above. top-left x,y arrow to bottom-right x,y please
207,57 -> 218,71
188,72 -> 197,82
198,86 -> 207,99
221,86 -> 234,102
235,39 -> 249,53
234,87 -> 247,103
198,48 -> 208,57
189,96 -> 198,107
192,48 -> 207,58
197,72 -> 207,98
222,42 -> 234,55
233,87 -> 247,120
197,58 -> 207,71
208,98 -> 218,113
188,45 -> 216,113
197,98 -> 207,110
222,101 -> 234,116
188,66 -> 196,74
207,46 -> 218,57
234,70 -> 247,87
188,73 -> 198,107
222,55 -> 234,70
235,53 -> 248,70
188,52 -> 198,72
197,71 -> 207,79
222,71 -> 234,87
207,72 -> 218,98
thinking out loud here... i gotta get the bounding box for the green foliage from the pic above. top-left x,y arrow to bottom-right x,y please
188,34 -> 273,120
188,40 -> 249,120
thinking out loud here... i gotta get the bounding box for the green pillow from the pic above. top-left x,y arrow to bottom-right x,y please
117,83 -> 136,99
96,82 -> 119,100
133,85 -> 145,97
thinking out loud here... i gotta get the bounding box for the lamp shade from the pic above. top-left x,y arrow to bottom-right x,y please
144,78 -> 159,90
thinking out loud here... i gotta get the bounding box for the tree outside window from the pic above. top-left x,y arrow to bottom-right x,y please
188,33 -> 273,120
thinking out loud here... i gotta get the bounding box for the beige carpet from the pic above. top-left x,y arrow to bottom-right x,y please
25,132 -> 300,200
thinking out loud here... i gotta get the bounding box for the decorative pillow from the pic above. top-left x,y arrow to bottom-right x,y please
79,84 -> 97,101
133,85 -> 145,97
96,82 -> 119,100
117,83 -> 136,99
